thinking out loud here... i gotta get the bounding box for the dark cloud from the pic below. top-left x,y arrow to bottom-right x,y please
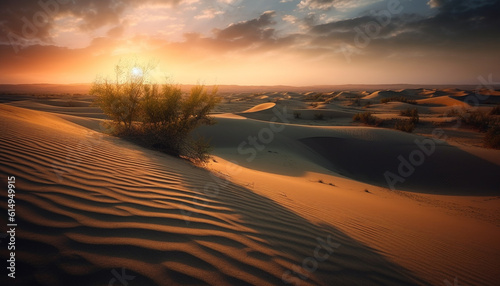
215,11 -> 276,41
299,0 -> 346,11
0,0 -> 181,44
298,0 -> 374,11
403,0 -> 500,49
305,0 -> 500,57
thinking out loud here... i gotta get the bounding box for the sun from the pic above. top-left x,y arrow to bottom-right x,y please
131,67 -> 144,78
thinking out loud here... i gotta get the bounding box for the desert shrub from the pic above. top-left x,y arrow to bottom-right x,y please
380,96 -> 417,105
490,105 -> 500,115
314,113 -> 325,120
484,125 -> 500,149
400,108 -> 419,124
183,136 -> 213,164
91,79 -> 140,131
353,111 -> 382,126
139,84 -> 218,156
364,101 -> 372,108
444,108 -> 463,117
351,98 -> 361,106
293,111 -> 301,119
459,111 -> 495,132
394,119 -> 415,133
91,61 -> 219,162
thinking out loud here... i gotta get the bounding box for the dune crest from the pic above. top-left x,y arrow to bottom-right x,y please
0,104 -> 427,285
241,102 -> 276,113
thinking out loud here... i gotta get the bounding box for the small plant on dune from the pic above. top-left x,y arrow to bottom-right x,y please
293,111 -> 302,119
459,111 -> 494,132
444,108 -> 463,117
400,108 -> 419,124
394,119 -> 415,133
91,60 -> 219,163
364,101 -> 372,108
353,111 -> 382,126
484,124 -> 500,149
314,113 -> 325,120
184,136 -> 213,164
490,105 -> 500,115
380,96 -> 417,105
351,98 -> 361,106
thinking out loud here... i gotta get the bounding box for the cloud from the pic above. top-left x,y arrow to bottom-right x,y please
1,0 -> 499,85
282,15 -> 298,24
106,23 -> 126,38
305,0 -> 500,56
195,8 -> 223,20
427,0 -> 448,8
214,11 -> 276,42
0,0 -> 184,44
298,0 -> 379,11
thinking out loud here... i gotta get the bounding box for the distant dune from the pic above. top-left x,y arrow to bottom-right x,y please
1,83 -> 497,96
1,88 -> 499,286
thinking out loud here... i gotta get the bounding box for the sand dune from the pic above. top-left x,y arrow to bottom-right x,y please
241,103 -> 276,113
8,99 -> 105,119
0,104 -> 429,285
200,104 -> 500,195
198,102 -> 500,285
416,96 -> 471,107
1,90 -> 500,286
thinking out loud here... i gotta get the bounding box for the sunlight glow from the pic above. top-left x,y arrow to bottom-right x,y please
131,67 -> 144,78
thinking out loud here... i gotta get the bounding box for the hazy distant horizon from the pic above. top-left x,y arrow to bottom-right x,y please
2,82 -> 499,96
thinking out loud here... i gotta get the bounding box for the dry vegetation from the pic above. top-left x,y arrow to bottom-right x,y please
380,96 -> 417,105
91,62 -> 219,162
353,111 -> 382,126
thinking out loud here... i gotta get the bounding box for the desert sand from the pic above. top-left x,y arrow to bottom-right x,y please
1,87 -> 499,286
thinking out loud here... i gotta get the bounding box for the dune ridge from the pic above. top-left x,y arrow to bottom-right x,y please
1,86 -> 500,286
0,104 -> 427,285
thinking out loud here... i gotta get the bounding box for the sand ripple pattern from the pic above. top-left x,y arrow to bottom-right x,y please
0,105 -> 425,286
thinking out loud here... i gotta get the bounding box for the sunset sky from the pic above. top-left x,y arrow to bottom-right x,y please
0,0 -> 499,85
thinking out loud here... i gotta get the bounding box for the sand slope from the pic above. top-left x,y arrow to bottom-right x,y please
0,104 -> 428,285
1,94 -> 500,286
416,96 -> 471,107
197,102 -> 500,285
198,103 -> 500,195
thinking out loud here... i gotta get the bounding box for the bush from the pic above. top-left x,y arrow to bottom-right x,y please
91,61 -> 219,162
380,96 -> 417,105
353,112 -> 382,126
459,111 -> 495,132
490,105 -> 500,115
394,119 -> 415,133
184,136 -> 213,164
293,111 -> 301,119
444,108 -> 463,117
314,113 -> 325,120
400,108 -> 419,124
484,125 -> 500,149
